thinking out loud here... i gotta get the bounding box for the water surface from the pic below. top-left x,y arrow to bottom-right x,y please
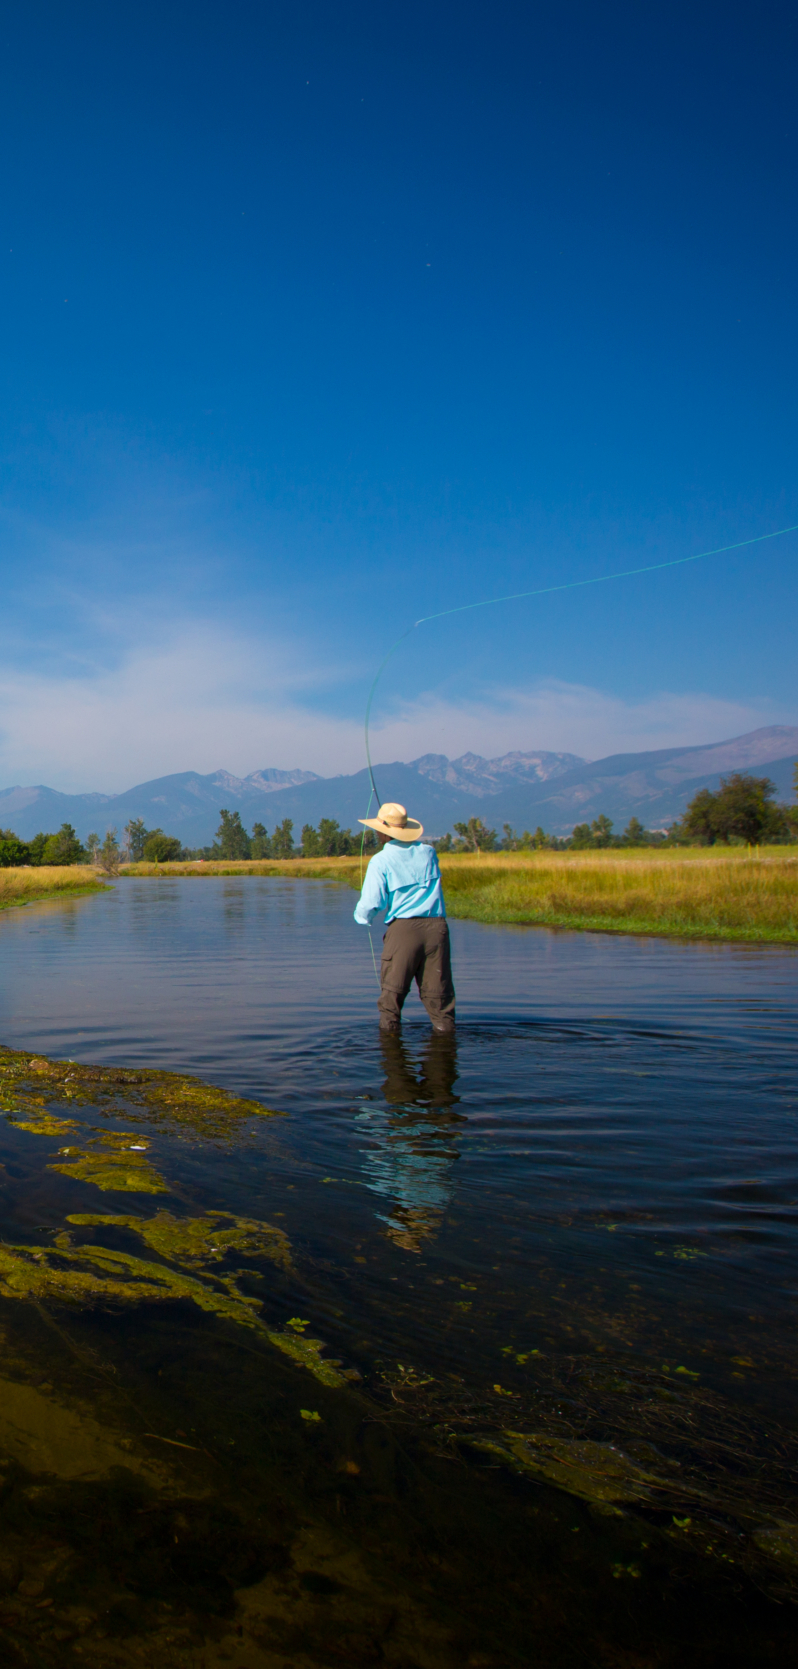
0,876 -> 796,1667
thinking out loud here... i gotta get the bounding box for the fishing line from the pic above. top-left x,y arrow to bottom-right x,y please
363,520 -> 798,794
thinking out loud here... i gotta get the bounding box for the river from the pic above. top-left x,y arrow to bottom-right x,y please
0,875 -> 796,1667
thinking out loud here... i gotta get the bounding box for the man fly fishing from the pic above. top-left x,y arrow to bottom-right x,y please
354,802 -> 455,1034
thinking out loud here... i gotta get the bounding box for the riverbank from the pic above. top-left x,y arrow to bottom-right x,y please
0,866 -> 109,911
118,848 -> 798,944
438,848 -> 798,942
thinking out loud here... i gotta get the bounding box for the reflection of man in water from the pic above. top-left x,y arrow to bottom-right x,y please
357,1030 -> 463,1253
354,802 -> 455,1034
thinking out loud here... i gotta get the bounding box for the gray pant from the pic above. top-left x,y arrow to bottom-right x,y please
378,917 -> 456,1032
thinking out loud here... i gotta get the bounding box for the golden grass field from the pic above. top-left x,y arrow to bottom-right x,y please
116,847 -> 798,944
0,865 -> 109,911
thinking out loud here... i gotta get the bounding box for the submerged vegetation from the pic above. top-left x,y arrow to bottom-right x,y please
0,1034 -> 797,1652
0,1045 -> 281,1138
0,1217 -> 348,1380
0,1045 -> 347,1389
69,1208 -> 294,1272
49,1133 -> 168,1194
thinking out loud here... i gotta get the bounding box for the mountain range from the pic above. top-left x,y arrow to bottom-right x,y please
1,727 -> 796,846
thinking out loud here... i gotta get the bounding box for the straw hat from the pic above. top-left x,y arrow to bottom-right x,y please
359,801 -> 423,842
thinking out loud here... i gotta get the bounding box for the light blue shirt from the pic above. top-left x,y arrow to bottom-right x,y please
354,840 -> 446,926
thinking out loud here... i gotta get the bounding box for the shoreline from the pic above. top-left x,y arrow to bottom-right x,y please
2,851 -> 795,944
2,851 -> 793,945
0,866 -> 110,913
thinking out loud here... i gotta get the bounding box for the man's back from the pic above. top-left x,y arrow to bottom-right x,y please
354,839 -> 445,924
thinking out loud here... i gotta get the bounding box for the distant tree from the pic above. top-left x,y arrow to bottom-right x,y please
678,787 -> 719,845
300,819 -> 355,856
453,817 -> 497,853
318,818 -> 343,855
27,832 -> 50,866
142,830 -> 183,862
97,828 -> 121,875
434,832 -> 454,852
250,821 -> 272,859
40,824 -> 87,866
716,774 -> 783,843
680,773 -> 786,845
86,832 -> 101,864
0,830 -> 30,867
591,814 -> 614,848
320,818 -> 354,855
125,819 -> 148,862
786,762 -> 798,838
622,816 -> 648,846
271,818 -> 295,859
215,809 -> 251,860
502,824 -> 545,851
570,816 -> 614,850
301,823 -> 320,857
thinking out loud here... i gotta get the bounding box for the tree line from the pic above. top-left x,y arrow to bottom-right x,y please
117,810 -> 379,862
205,810 -> 378,860
1,769 -> 795,869
432,769 -> 798,851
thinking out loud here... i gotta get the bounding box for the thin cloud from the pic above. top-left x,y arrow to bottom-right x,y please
0,625 -> 787,792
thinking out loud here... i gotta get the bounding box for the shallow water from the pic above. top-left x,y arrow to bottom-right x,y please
0,875 -> 797,1667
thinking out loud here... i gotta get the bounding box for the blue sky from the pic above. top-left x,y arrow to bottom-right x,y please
1,0 -> 796,790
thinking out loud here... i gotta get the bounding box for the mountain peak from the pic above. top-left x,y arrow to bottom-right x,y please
0,728 -> 794,843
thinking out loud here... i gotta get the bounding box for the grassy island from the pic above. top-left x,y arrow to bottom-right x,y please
0,864 -> 109,912
118,847 -> 798,945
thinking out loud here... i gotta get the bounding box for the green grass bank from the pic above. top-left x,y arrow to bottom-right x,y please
118,848 -> 798,944
0,865 -> 110,912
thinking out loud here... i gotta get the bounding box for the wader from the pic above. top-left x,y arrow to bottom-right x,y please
378,916 -> 456,1033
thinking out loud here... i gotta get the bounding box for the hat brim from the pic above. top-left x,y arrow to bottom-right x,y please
358,816 -> 424,841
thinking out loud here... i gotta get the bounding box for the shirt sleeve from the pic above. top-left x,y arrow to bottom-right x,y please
354,854 -> 388,924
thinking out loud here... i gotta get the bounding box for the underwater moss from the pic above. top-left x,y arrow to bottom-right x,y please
0,1209 -> 346,1386
0,1045 -> 281,1139
265,1328 -> 347,1388
49,1134 -> 168,1194
472,1431 -> 658,1507
0,1241 -> 265,1330
6,1107 -> 80,1137
68,1209 -> 294,1272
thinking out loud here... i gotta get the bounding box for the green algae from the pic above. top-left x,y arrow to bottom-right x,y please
0,1240 -> 265,1330
68,1209 -> 294,1273
0,1044 -> 281,1139
1,1235 -> 348,1383
472,1431 -> 659,1508
265,1327 -> 347,1388
0,1209 -> 348,1386
6,1107 -> 80,1137
49,1133 -> 168,1194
